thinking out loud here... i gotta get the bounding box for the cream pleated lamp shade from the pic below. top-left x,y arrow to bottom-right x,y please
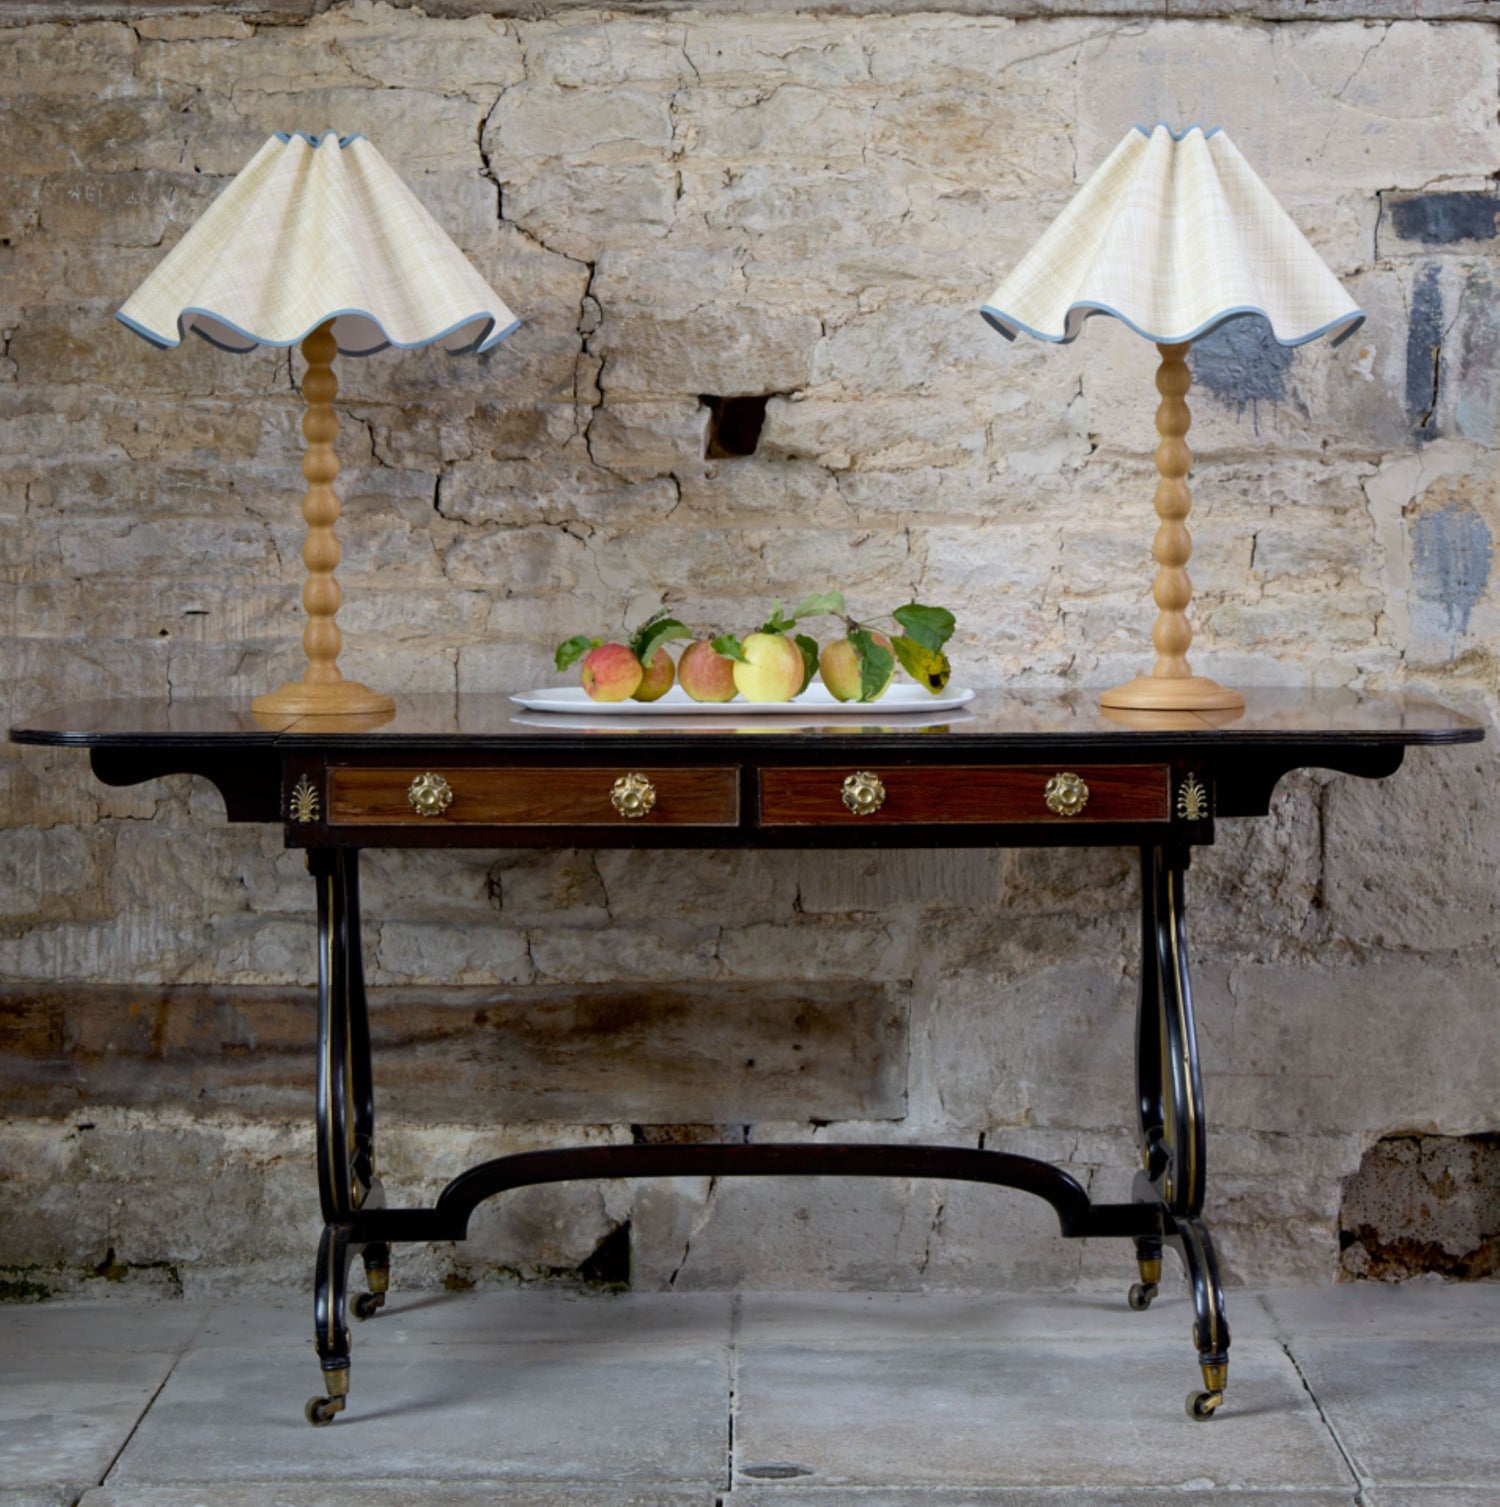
982,123 -> 1362,348
117,131 -> 519,357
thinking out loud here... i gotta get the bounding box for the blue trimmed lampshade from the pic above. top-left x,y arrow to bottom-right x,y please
982,123 -> 1362,349
118,131 -> 518,358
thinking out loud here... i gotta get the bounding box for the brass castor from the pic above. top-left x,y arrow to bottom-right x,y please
1186,1389 -> 1224,1421
353,1291 -> 385,1321
1127,1281 -> 1159,1311
305,1394 -> 345,1427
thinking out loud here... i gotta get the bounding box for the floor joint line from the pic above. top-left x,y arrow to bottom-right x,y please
1278,1335 -> 1366,1494
96,1339 -> 189,1488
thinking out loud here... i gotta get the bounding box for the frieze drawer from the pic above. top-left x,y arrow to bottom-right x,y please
326,766 -> 741,827
758,765 -> 1171,826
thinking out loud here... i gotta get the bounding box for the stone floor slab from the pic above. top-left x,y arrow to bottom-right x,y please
106,1340 -> 729,1486
724,1493 -> 1358,1505
1363,1494 -> 1500,1506
1287,1337 -> 1500,1487
0,1303 -> 204,1354
0,1348 -> 181,1493
1264,1281 -> 1500,1338
734,1338 -> 1353,1491
0,1491 -> 87,1507
736,1288 -> 1277,1344
82,1487 -> 714,1507
191,1291 -> 733,1352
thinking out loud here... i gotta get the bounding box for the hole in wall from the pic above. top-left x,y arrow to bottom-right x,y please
577,1220 -> 632,1288
1339,1132 -> 1500,1280
701,394 -> 770,458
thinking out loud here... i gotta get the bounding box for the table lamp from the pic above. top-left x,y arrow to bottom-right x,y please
117,130 -> 519,717
981,123 -> 1363,712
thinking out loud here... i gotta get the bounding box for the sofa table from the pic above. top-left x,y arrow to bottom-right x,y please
10,688 -> 1481,1426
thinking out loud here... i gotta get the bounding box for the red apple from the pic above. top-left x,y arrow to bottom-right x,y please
580,642 -> 643,702
632,646 -> 676,702
678,639 -> 738,703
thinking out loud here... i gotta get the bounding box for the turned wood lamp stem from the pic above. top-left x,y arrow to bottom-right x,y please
1099,342 -> 1245,714
251,323 -> 393,718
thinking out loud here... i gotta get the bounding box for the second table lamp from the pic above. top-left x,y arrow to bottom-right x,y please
982,123 -> 1364,712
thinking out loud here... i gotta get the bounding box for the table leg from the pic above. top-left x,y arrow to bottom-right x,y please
345,854 -> 391,1317
1128,845 -> 1167,1312
304,848 -> 386,1426
1131,844 -> 1231,1420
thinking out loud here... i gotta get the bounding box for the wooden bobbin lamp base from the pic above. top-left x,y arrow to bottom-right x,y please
1099,341 -> 1245,716
251,323 -> 395,720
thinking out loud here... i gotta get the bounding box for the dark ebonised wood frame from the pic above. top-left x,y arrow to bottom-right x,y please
11,690 -> 1480,1427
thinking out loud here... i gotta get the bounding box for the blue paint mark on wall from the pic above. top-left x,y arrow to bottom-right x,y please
1412,505 -> 1491,634
1405,265 -> 1443,442
1456,268 -> 1500,445
1191,314 -> 1296,433
1389,192 -> 1499,246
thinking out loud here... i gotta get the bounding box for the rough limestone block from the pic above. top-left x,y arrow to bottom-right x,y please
1212,954 -> 1500,1135
1322,739 -> 1500,951
0,979 -> 909,1126
1072,21 -> 1500,195
0,20 -> 137,98
316,5 -> 525,97
584,400 -> 711,477
794,848 -> 1005,917
488,83 -> 673,167
598,309 -> 823,401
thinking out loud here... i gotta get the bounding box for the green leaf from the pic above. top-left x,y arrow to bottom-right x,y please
711,633 -> 750,664
793,633 -> 820,694
627,608 -> 673,659
635,617 -> 694,668
850,627 -> 896,702
891,634 -> 951,693
761,598 -> 796,635
788,589 -> 846,622
555,635 -> 600,672
892,603 -> 956,654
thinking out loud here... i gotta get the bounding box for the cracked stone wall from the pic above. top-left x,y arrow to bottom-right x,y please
1,0 -> 1498,1299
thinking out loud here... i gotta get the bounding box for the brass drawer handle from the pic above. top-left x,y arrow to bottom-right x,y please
1044,771 -> 1089,817
841,770 -> 886,816
611,772 -> 657,819
407,772 -> 454,817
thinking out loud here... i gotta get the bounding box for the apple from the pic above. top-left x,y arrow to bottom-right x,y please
732,632 -> 805,703
678,639 -> 738,703
580,642 -> 643,702
632,646 -> 675,702
819,630 -> 894,703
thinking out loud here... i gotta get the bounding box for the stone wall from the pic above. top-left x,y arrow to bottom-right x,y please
1,0 -> 1497,1299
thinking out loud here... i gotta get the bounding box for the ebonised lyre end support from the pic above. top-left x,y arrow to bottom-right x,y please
10,689 -> 1480,1431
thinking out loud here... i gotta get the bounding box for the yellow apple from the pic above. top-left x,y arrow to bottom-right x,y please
631,647 -> 676,702
732,632 -> 804,703
819,631 -> 894,702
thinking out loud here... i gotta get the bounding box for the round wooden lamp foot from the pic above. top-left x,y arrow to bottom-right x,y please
251,681 -> 395,718
1098,674 -> 1245,713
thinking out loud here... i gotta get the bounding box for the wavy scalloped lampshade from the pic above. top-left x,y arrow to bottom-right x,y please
117,131 -> 521,719
982,124 -> 1362,349
980,123 -> 1364,715
118,130 -> 518,357
117,131 -> 518,357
